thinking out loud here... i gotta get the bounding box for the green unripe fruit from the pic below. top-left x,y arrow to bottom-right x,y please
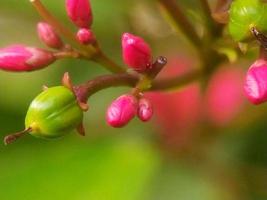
25,86 -> 83,139
229,0 -> 267,41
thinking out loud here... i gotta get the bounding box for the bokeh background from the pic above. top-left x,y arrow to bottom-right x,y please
0,0 -> 267,199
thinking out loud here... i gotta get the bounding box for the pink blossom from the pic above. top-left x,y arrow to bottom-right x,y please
66,0 -> 93,28
122,33 -> 152,72
37,22 -> 63,49
205,67 -> 245,126
244,59 -> 267,105
0,45 -> 55,72
106,95 -> 138,128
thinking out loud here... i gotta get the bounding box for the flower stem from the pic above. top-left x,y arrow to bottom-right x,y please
158,0 -> 202,49
91,50 -> 126,73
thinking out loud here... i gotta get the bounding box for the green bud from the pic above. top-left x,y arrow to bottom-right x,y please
229,0 -> 267,41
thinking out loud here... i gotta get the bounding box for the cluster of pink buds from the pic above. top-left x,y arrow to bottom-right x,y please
106,33 -> 156,128
66,0 -> 96,45
106,94 -> 153,128
0,0 -> 97,72
0,21 -> 62,72
244,59 -> 267,105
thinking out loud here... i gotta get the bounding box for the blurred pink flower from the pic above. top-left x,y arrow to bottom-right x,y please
204,67 -> 245,126
147,56 -> 245,146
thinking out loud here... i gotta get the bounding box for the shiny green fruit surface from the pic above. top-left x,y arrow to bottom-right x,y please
229,0 -> 267,41
25,86 -> 83,139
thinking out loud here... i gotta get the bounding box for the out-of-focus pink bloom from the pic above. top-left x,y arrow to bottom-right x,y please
37,22 -> 63,49
76,28 -> 96,44
147,56 -> 245,147
244,59 -> 267,105
122,33 -> 152,72
0,45 -> 55,72
137,98 -> 153,122
147,57 -> 201,146
205,67 -> 245,126
66,0 -> 93,28
106,94 -> 138,128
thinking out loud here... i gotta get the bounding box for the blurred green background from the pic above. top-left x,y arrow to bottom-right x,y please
0,0 -> 267,200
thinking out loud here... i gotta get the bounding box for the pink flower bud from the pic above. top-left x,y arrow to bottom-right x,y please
76,28 -> 96,44
122,33 -> 152,72
244,59 -> 267,105
0,45 -> 55,72
37,22 -> 63,49
137,98 -> 153,122
66,0 -> 93,28
106,95 -> 138,128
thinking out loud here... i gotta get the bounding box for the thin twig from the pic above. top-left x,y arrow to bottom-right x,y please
158,0 -> 202,49
199,0 -> 220,37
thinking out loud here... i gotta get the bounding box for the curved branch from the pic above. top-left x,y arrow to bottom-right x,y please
73,69 -> 202,103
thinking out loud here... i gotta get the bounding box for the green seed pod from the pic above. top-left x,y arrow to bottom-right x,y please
4,85 -> 85,145
229,0 -> 267,41
25,86 -> 83,139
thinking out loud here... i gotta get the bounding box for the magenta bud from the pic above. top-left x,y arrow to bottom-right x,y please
244,59 -> 267,104
122,33 -> 152,72
0,45 -> 55,72
66,0 -> 93,28
106,95 -> 138,128
37,22 -> 63,49
76,28 -> 96,44
137,98 -> 153,122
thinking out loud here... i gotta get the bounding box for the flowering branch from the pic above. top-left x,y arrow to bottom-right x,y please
30,0 -> 125,73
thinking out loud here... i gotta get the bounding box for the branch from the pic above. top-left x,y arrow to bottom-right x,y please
158,0 -> 202,48
199,0 -> 221,37
73,69 -> 202,103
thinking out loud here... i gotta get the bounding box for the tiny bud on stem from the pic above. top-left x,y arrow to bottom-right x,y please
37,22 -> 64,49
